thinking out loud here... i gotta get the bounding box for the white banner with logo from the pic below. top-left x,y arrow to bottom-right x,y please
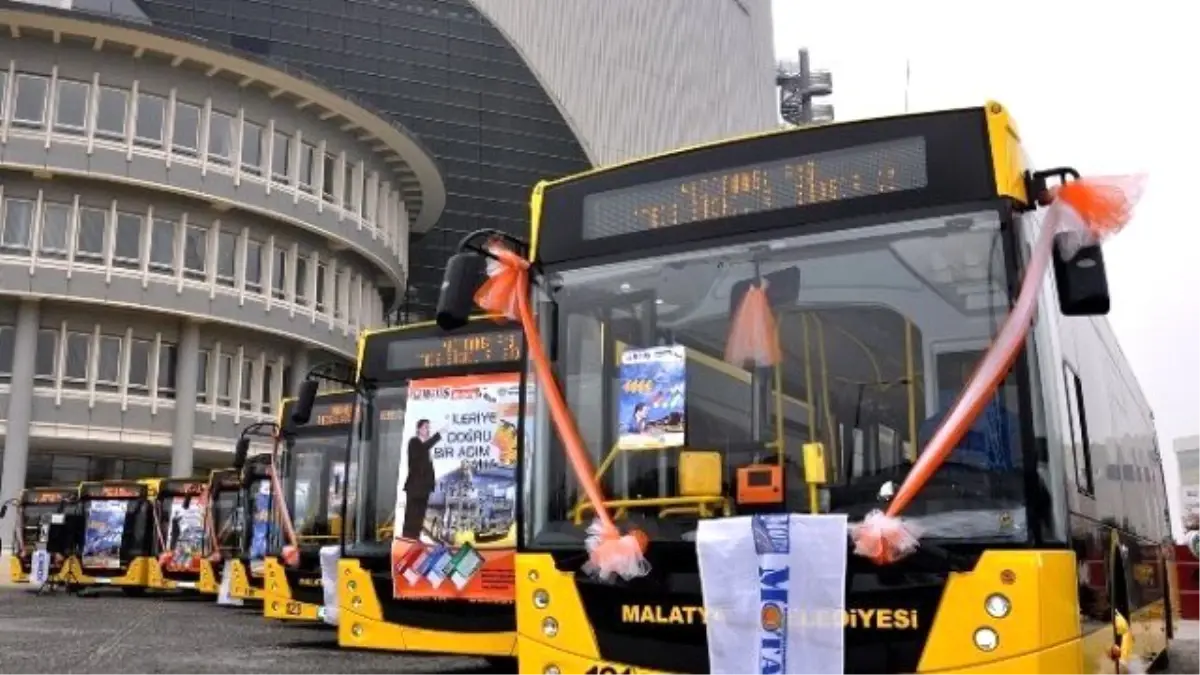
319,545 -> 341,626
216,560 -> 243,606
29,550 -> 50,586
696,514 -> 848,675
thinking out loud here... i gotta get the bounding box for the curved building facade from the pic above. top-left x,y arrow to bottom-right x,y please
0,2 -> 442,529
109,0 -> 779,318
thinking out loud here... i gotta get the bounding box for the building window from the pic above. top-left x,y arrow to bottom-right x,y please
299,143 -> 316,194
332,270 -> 343,319
1,198 -> 34,252
95,87 -> 128,141
183,225 -> 207,281
76,207 -> 107,262
12,74 -> 48,128
195,348 -> 208,403
0,326 -> 14,378
261,363 -> 274,414
343,163 -> 354,210
242,121 -> 264,175
295,252 -> 309,307
63,331 -> 91,388
97,335 -> 123,392
129,338 -> 152,394
240,357 -> 254,411
315,263 -> 327,313
34,329 -> 57,383
246,239 -> 263,294
158,341 -> 177,399
134,93 -> 166,148
217,353 -> 234,407
173,101 -> 200,156
0,72 -> 7,120
54,79 -> 90,133
208,110 -> 234,164
149,218 -> 176,272
216,228 -> 237,287
38,202 -> 71,259
322,153 -> 337,202
113,212 -> 143,270
273,247 -> 288,300
282,366 -> 293,398
272,131 -> 291,184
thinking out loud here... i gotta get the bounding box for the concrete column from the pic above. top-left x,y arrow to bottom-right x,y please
290,347 -> 310,397
1,299 -> 40,554
170,320 -> 200,478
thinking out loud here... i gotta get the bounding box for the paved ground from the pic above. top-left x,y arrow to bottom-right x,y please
0,577 -> 1195,673
0,585 -> 506,674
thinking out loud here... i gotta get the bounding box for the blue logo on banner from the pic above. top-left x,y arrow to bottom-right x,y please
752,514 -> 790,554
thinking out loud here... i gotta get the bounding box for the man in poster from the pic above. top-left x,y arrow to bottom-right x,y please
402,418 -> 446,540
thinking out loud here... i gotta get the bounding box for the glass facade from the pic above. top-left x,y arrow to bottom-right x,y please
114,0 -> 592,319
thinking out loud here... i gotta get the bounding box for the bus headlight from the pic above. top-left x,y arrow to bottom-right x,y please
973,627 -> 999,652
533,589 -> 550,609
347,579 -> 357,592
544,666 -> 560,675
984,593 -> 1011,619
542,616 -> 559,638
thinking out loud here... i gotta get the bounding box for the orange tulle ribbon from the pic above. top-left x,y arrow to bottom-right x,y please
851,174 -> 1146,564
268,436 -> 301,567
725,283 -> 782,368
475,243 -> 650,582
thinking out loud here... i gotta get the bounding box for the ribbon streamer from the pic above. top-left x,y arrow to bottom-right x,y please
475,243 -> 650,582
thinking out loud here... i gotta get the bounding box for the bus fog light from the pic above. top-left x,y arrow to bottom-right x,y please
544,666 -> 560,675
973,627 -> 999,652
351,623 -> 364,638
271,602 -> 279,612
352,596 -> 362,609
985,594 -> 1011,618
528,570 -> 539,582
533,589 -> 550,609
542,616 -> 559,637
347,579 -> 357,592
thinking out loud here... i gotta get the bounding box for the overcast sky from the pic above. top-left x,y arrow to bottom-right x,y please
772,0 -> 1199,537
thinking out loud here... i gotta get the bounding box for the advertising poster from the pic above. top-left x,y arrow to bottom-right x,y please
616,345 -> 687,450
390,373 -> 524,602
248,480 -> 273,575
82,499 -> 129,570
164,494 -> 208,574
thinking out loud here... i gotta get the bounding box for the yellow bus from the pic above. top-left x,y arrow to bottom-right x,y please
4,486 -> 79,585
71,479 -> 159,594
289,319 -> 523,661
227,453 -> 274,603
147,478 -> 210,592
262,391 -> 355,623
436,102 -> 1179,673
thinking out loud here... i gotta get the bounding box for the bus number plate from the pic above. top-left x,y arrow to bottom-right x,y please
586,666 -> 632,675
285,601 -> 303,616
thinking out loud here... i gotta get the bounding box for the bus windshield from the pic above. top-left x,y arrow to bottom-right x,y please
210,487 -> 242,556
283,436 -> 350,541
526,208 -> 1030,548
348,388 -> 409,547
19,503 -> 62,547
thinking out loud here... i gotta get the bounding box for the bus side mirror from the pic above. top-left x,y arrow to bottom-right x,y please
1052,234 -> 1110,316
233,437 -> 250,471
437,252 -> 487,331
291,380 -> 319,425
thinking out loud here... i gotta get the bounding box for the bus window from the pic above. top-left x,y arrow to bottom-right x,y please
1063,364 -> 1095,497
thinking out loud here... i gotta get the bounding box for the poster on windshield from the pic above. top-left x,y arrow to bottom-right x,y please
164,494 -> 208,574
81,500 -> 129,570
248,480 -> 272,575
390,372 -> 524,603
616,345 -> 687,450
